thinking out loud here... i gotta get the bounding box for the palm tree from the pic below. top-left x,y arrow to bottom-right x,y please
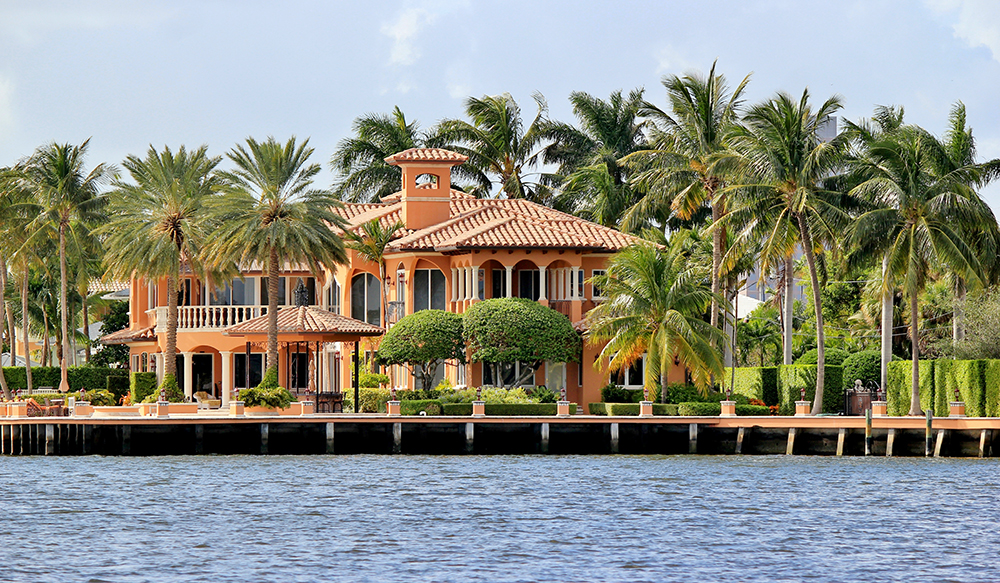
724,89 -> 848,414
344,218 -> 405,328
586,233 -> 725,400
330,106 -> 427,203
0,168 -> 26,399
431,93 -> 552,201
207,136 -> 349,382
19,140 -> 110,393
543,89 -> 648,225
624,62 -> 750,352
846,124 -> 997,415
101,145 -> 223,392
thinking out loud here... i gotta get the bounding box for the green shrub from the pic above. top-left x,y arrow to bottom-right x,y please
934,359 -> 986,417
66,367 -> 127,392
442,403 -> 473,415
660,383 -> 702,404
359,372 -> 390,388
736,404 -> 771,416
130,372 -> 158,404
603,403 -> 677,416
2,366 -> 126,392
600,383 -> 635,403
777,365 -> 844,415
841,351 -> 881,391
985,360 -> 1000,417
238,385 -> 294,409
886,360 -> 934,416
25,390 -> 117,407
588,402 -> 607,415
142,374 -> 185,403
106,375 -> 131,402
725,367 -> 779,406
356,387 -> 391,413
257,365 -> 280,389
530,385 -> 559,403
438,402 -> 579,415
400,399 -> 443,415
677,402 -> 770,416
397,388 -> 443,401
795,348 -> 850,366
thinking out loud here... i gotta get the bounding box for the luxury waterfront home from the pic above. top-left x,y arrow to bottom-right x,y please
102,148 -> 687,406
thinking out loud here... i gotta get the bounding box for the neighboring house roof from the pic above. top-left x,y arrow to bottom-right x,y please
384,148 -> 469,164
223,306 -> 384,337
101,326 -> 157,344
89,279 -> 129,293
334,190 -> 641,254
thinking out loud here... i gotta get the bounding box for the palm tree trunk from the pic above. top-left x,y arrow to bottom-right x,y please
953,277 -> 966,344
21,274 -> 32,394
165,273 -> 178,378
379,260 -> 389,328
82,285 -> 91,364
782,256 -> 794,365
908,290 -> 922,416
0,254 -> 10,400
267,249 -> 280,375
796,214 -> 825,415
710,201 -> 722,332
58,224 -> 70,392
880,253 -> 892,393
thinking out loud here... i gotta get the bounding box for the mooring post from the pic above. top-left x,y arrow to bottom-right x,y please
610,422 -> 619,454
836,427 -> 846,457
865,409 -> 873,456
465,422 -> 474,454
260,424 -> 269,455
13,424 -> 22,456
1,425 -> 7,455
82,425 -> 92,455
934,429 -> 946,458
392,422 -> 402,454
786,427 -> 796,455
886,428 -> 896,457
925,410 -> 933,457
540,423 -> 550,454
735,427 -> 746,455
45,424 -> 54,456
194,424 -> 204,455
980,429 -> 989,459
325,423 -> 335,454
121,425 -> 131,456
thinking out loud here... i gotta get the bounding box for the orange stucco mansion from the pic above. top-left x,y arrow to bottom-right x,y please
103,148 -> 686,407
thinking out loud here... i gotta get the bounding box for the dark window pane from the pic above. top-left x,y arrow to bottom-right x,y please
431,270 -> 446,310
366,274 -> 380,325
492,269 -> 504,299
232,279 -> 246,305
414,270 -> 429,312
307,277 -> 316,305
627,359 -> 644,387
351,275 -> 366,321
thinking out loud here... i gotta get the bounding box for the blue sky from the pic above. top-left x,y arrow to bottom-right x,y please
1,0 -> 998,205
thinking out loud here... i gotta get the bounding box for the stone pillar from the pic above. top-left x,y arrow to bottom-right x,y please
465,267 -> 473,301
451,268 -> 459,302
538,266 -> 547,301
182,352 -> 194,400
505,266 -> 513,298
221,351 -> 233,408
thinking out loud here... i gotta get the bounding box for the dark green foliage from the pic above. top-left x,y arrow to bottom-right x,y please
378,310 -> 466,390
440,403 -> 578,416
464,298 -> 580,387
933,359 -> 985,417
26,390 -> 116,407
90,301 -> 130,368
725,367 -> 779,405
130,372 -> 158,404
442,403 -> 472,415
984,361 -> 1000,417
677,402 -> 770,416
256,365 -> 280,390
588,402 -> 607,415
359,372 -> 390,388
347,388 -> 391,413
841,351 -> 881,391
603,403 -> 677,416
530,385 -> 559,403
795,348 -> 850,366
142,373 -> 185,403
601,383 -> 639,403
397,388 -> 443,401
886,360 -> 935,416
3,367 -> 125,393
106,375 -> 131,402
399,400 -> 443,415
777,365 -> 844,415
660,383 -> 703,404
238,385 -> 294,409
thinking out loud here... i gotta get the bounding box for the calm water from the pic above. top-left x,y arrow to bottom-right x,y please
0,455 -> 996,582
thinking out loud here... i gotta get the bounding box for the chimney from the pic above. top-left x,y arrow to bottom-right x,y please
385,148 -> 467,230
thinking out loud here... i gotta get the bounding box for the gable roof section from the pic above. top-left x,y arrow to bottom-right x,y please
224,306 -> 384,336
384,148 -> 469,164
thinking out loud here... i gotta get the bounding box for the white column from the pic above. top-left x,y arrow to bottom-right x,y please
221,351 -> 232,407
539,266 -> 547,301
451,268 -> 458,302
467,267 -> 475,301
505,266 -> 514,298
569,267 -> 577,299
182,351 -> 194,400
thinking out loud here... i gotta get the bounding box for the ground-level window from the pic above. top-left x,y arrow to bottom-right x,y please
351,273 -> 381,325
492,269 -> 505,299
235,353 -> 264,389
482,361 -> 536,388
413,269 -> 446,312
518,270 -> 540,300
611,356 -> 644,388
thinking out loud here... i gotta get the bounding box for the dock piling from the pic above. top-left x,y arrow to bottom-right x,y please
735,427 -> 746,455
836,427 -> 846,457
82,425 -> 92,455
194,425 -> 204,455
934,429 -> 946,458
325,423 -> 335,454
122,425 -> 131,455
886,429 -> 896,457
540,423 -> 549,454
980,429 -> 988,458
610,423 -> 619,453
865,409 -> 873,456
392,422 -> 402,454
45,424 -> 54,456
260,424 -> 269,455
688,424 -> 698,454
786,428 -> 796,455
1,425 -> 7,455
464,423 -> 474,454
925,410 -> 933,457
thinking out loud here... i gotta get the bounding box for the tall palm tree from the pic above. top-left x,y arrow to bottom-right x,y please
19,140 -> 110,392
431,93 -> 552,201
330,106 -> 427,203
586,233 -> 725,400
846,124 -> 997,415
0,167 -> 26,399
207,136 -> 349,382
624,62 -> 750,351
101,145 -> 224,391
724,89 -> 848,414
344,218 -> 405,328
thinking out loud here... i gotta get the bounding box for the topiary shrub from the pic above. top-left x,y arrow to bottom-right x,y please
588,402 -> 607,415
725,367 -> 779,406
841,351 -> 881,391
359,372 -> 390,388
378,309 -> 466,391
130,372 -> 158,404
984,360 -> 1000,417
795,347 -> 850,366
886,360 -> 934,416
604,403 -> 677,416
357,387 -> 391,413
777,365 -> 843,415
934,359 -> 986,417
677,402 -> 770,416
400,399 -> 443,415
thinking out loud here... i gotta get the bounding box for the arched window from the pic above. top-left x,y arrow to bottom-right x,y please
351,273 -> 380,325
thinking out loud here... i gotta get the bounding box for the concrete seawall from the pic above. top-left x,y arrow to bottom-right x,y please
1,415 -> 996,457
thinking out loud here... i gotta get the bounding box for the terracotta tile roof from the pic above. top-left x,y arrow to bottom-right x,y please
223,306 -> 384,337
380,185 -> 475,203
573,318 -> 589,333
384,148 -> 468,164
89,279 -> 129,293
100,326 -> 156,344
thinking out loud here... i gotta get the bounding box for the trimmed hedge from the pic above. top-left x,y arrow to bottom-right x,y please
677,402 -> 770,416
24,390 -> 117,407
795,348 -> 850,366
985,360 -> 1000,417
841,351 -> 881,391
601,403 -> 677,416
106,375 -> 131,402
886,360 -> 935,416
130,372 -> 158,404
1,367 -> 127,393
440,403 -> 578,416
726,367 -> 779,406
934,360 -> 986,417
400,399 -> 443,416
777,365 -> 843,415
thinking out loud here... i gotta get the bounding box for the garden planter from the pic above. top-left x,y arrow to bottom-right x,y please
73,402 -> 93,417
229,401 -> 245,417
156,401 -> 170,417
871,400 -> 887,417
472,401 -> 486,418
795,401 -> 811,416
639,401 -> 653,417
245,406 -> 281,417
8,402 -> 26,418
92,406 -> 140,417
720,400 -> 736,417
556,401 -> 571,418
387,400 -> 401,417
950,401 -> 966,418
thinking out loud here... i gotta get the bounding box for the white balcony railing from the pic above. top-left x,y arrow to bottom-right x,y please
149,305 -> 268,332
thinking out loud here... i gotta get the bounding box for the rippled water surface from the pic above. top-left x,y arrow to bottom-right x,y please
1,455 -> 997,582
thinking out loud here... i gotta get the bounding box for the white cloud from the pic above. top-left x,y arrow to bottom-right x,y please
380,8 -> 436,66
654,45 -> 694,76
926,0 -> 1000,62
